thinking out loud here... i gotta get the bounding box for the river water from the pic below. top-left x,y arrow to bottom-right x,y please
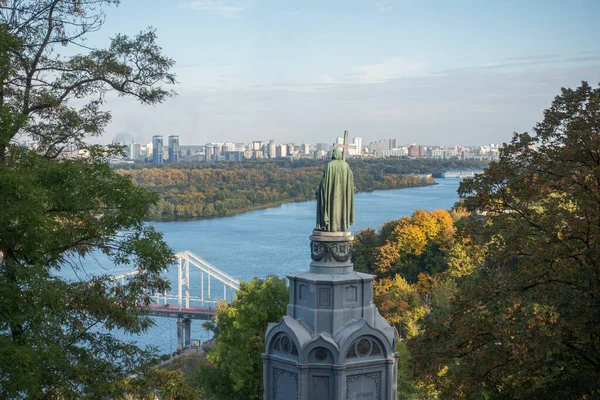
82,178 -> 464,354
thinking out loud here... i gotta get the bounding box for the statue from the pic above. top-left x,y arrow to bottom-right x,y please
316,148 -> 355,232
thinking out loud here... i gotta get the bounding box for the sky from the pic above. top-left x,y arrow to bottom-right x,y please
89,0 -> 600,146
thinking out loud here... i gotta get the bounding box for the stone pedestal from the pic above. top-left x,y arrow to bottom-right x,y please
263,230 -> 398,400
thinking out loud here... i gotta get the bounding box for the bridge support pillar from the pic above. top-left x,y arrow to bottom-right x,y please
177,318 -> 192,351
184,318 -> 191,348
177,319 -> 184,351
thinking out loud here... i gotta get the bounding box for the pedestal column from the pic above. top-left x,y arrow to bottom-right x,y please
309,230 -> 353,274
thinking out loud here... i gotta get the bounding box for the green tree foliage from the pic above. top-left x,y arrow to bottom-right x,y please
410,81 -> 600,399
0,1 -> 176,397
115,158 -> 490,221
0,24 -> 24,143
0,0 -> 175,161
123,368 -> 198,400
0,148 -> 176,398
196,276 -> 288,400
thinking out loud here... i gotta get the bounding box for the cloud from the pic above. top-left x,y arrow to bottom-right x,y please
432,53 -> 600,76
375,2 -> 394,12
328,58 -> 424,84
183,0 -> 250,17
192,59 -> 425,92
503,54 -> 562,62
174,62 -> 230,69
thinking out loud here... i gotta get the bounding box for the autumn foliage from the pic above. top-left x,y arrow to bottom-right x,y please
117,160 -> 436,220
408,82 -> 600,399
358,82 -> 600,400
354,209 -> 474,339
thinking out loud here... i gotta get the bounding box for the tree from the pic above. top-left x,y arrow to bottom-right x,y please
0,1 -> 176,397
123,368 -> 198,400
352,209 -> 485,396
374,274 -> 427,339
358,209 -> 456,281
196,276 -> 288,400
0,24 -> 23,142
0,0 -> 175,161
411,81 -> 600,399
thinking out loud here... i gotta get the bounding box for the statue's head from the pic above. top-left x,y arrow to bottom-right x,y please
332,148 -> 343,160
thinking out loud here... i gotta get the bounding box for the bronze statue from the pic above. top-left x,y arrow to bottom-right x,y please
316,148 -> 355,232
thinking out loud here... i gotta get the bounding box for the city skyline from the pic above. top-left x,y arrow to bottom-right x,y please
113,133 -> 499,165
117,134 -> 498,151
86,0 -> 600,146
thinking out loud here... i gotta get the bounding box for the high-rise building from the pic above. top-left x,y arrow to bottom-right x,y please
129,142 -> 141,160
204,143 -> 212,162
408,144 -> 419,158
287,143 -> 295,156
268,140 -> 276,159
368,139 -> 397,151
144,142 -> 152,161
204,143 -> 223,162
236,143 -> 247,152
224,151 -> 245,162
253,150 -> 264,159
168,135 -> 179,163
276,144 -> 288,158
430,148 -> 444,159
352,137 -> 363,155
316,143 -> 330,152
152,135 -> 163,164
223,142 -> 235,152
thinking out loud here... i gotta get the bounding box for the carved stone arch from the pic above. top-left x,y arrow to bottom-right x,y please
343,335 -> 386,361
336,320 -> 394,362
302,335 -> 340,364
270,332 -> 299,357
264,316 -> 311,362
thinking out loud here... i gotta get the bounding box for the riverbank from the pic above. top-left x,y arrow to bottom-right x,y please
149,197 -> 307,222
147,180 -> 437,222
117,159 -> 479,221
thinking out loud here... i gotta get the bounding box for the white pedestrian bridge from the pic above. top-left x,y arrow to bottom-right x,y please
112,250 -> 240,349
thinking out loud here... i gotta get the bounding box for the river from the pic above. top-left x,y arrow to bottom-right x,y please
82,178 -> 464,355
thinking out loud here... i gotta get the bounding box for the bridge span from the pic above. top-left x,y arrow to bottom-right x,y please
112,250 -> 240,350
146,304 -> 216,320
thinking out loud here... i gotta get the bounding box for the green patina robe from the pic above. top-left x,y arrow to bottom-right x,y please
316,148 -> 355,232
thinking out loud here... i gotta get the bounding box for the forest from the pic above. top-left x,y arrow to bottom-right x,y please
351,83 -> 600,399
116,159 -> 487,220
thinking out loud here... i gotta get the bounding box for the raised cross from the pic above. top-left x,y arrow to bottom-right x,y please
333,130 -> 356,161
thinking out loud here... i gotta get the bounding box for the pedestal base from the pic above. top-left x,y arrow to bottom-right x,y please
263,230 -> 398,400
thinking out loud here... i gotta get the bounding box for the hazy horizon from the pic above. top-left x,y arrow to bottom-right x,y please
86,0 -> 599,147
